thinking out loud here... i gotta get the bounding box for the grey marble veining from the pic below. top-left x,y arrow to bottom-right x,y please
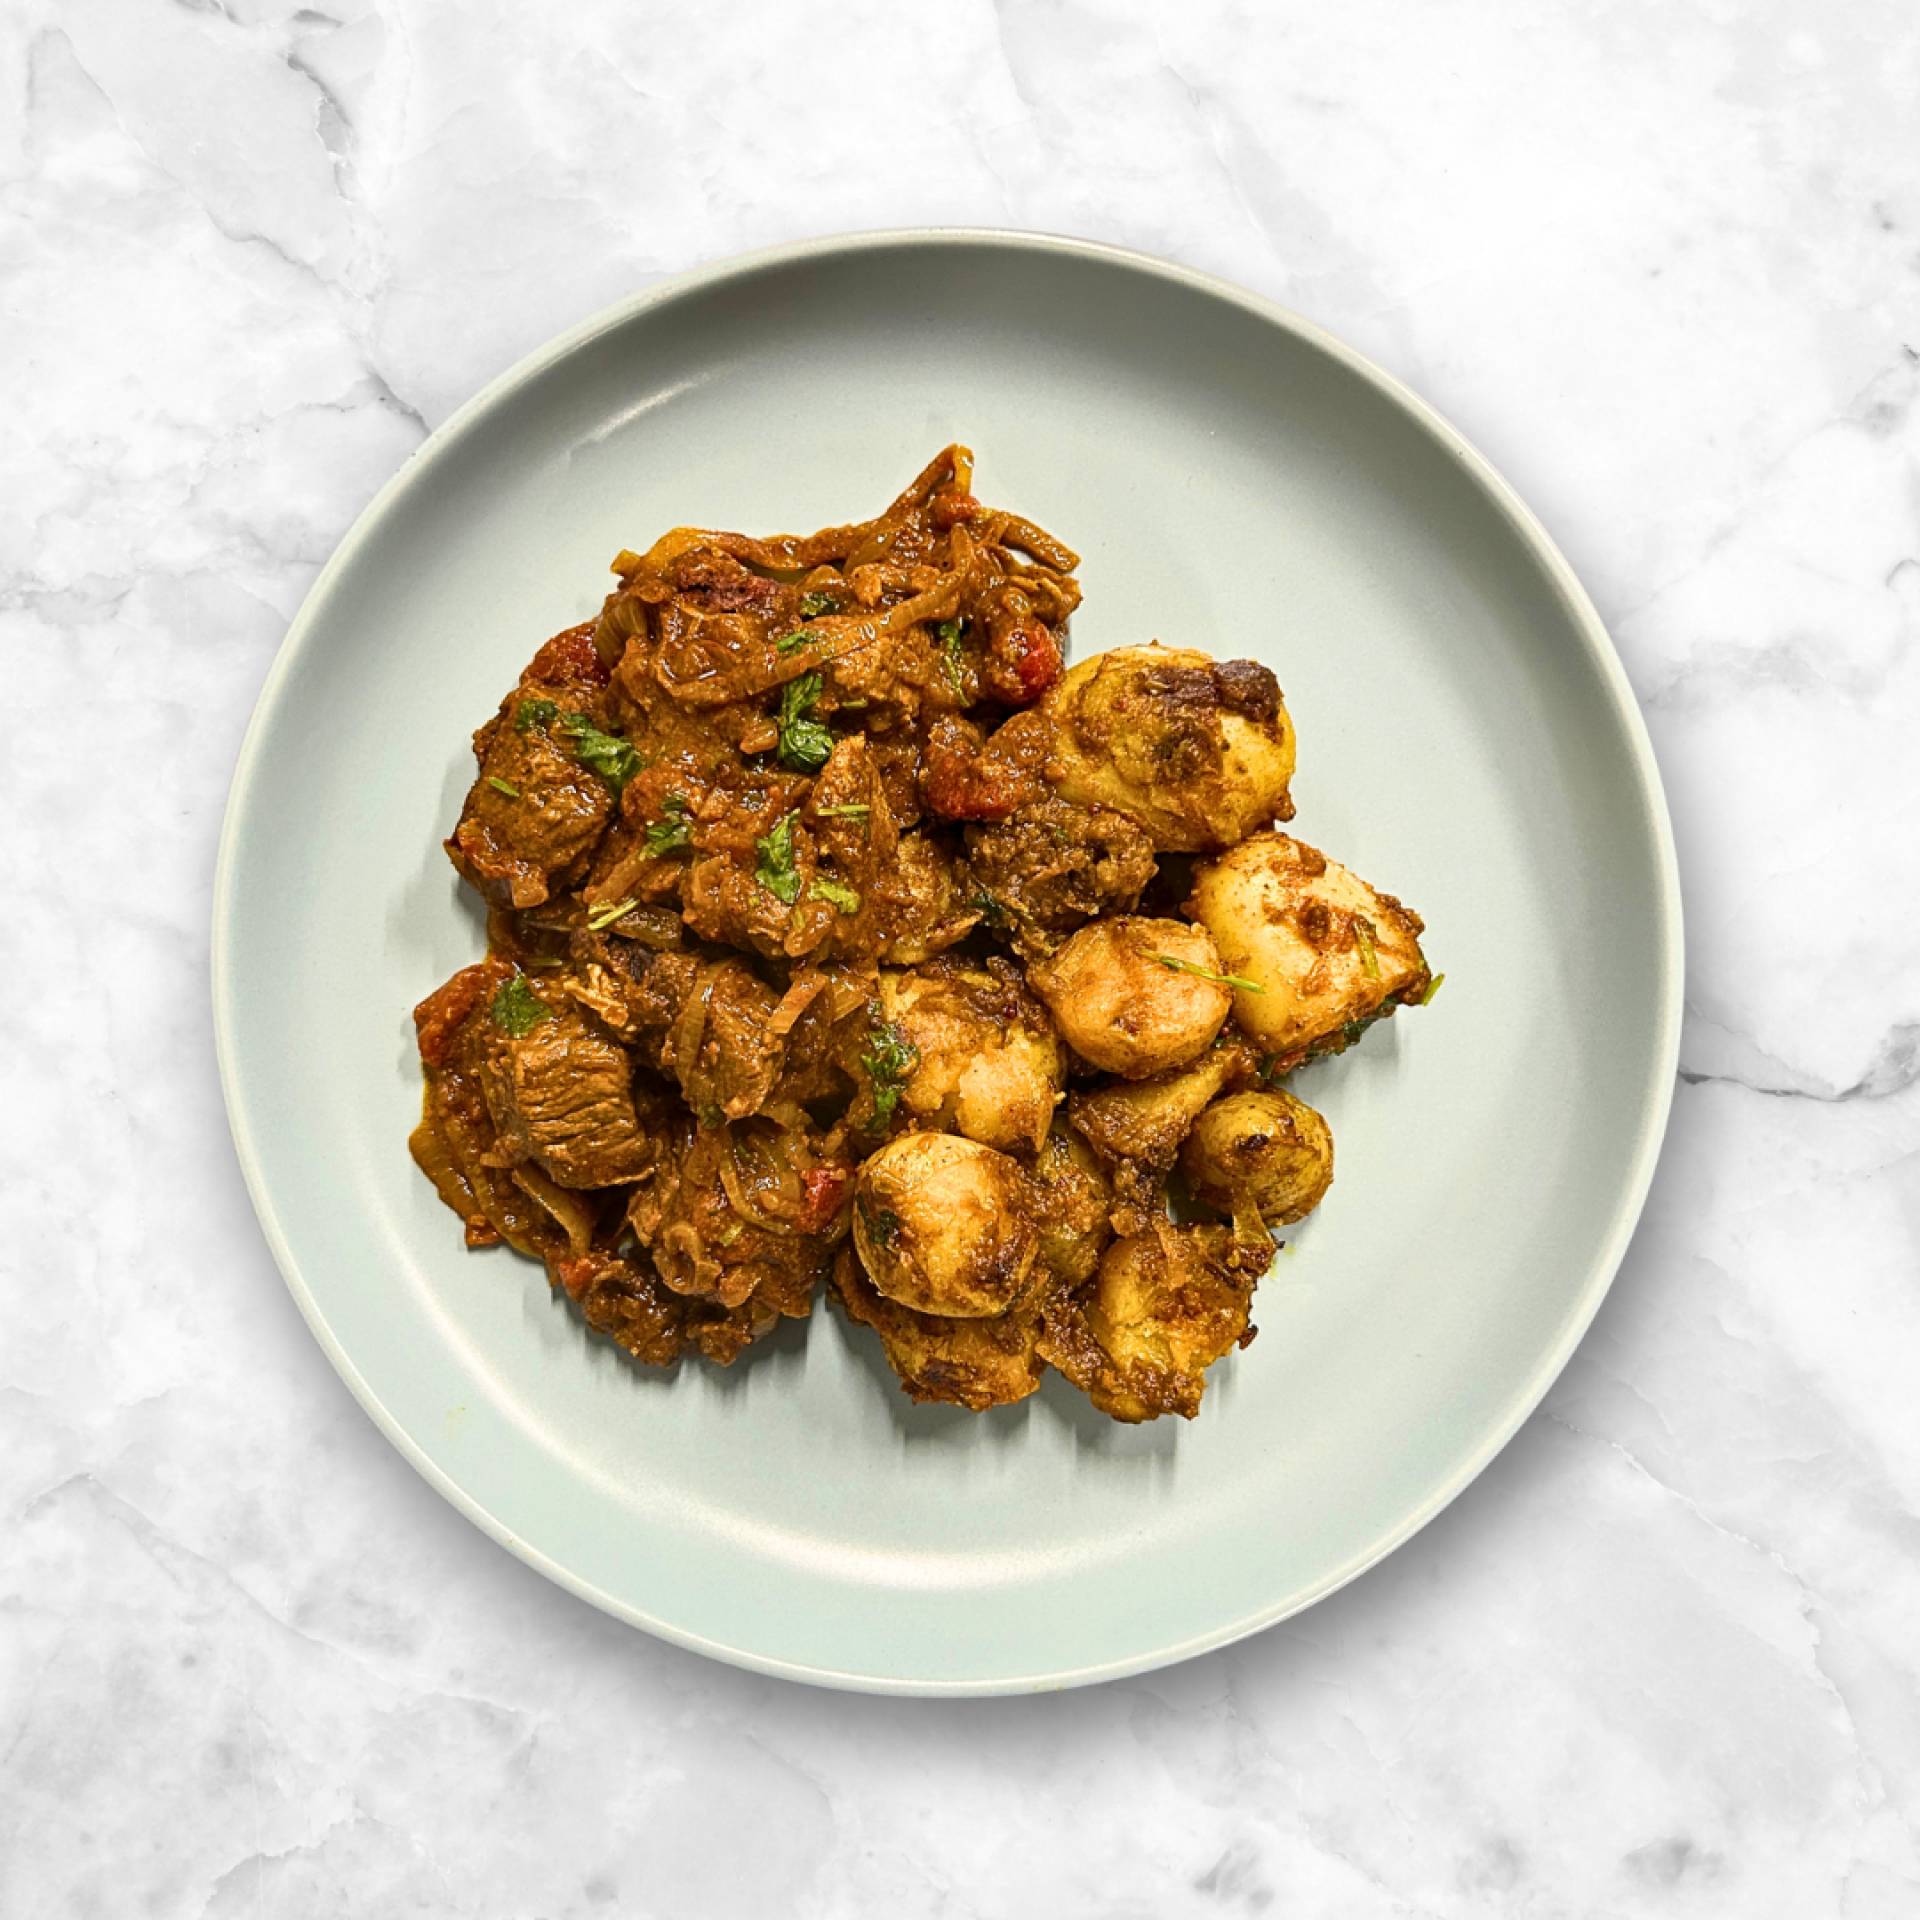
4,2 -> 1918,1914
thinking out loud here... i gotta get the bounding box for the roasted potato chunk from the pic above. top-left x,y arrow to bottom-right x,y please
878,957 -> 1063,1153
1040,1222 -> 1271,1422
1027,916 -> 1231,1078
1042,646 -> 1296,851
852,1132 -> 1041,1317
1068,1042 -> 1252,1174
832,1251 -> 1045,1411
1180,1089 -> 1334,1226
1188,832 -> 1430,1060
1030,1122 -> 1113,1287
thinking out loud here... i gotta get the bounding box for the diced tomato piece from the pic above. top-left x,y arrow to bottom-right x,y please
524,622 -> 610,688
413,958 -> 514,1067
796,1166 -> 851,1234
930,490 -> 980,531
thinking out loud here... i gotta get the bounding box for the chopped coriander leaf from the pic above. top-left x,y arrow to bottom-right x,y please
1150,951 -> 1266,993
1341,1018 -> 1370,1045
490,973 -> 553,1038
585,896 -> 637,932
754,810 -> 801,904
775,630 -> 813,655
697,1103 -> 724,1129
798,590 -> 838,618
858,1016 -> 920,1130
1420,971 -> 1446,1005
810,876 -> 861,914
559,712 -> 645,794
814,802 -> 870,819
645,794 -> 694,856
1353,915 -> 1380,980
935,618 -> 965,644
858,1200 -> 904,1248
513,697 -> 558,733
970,888 -> 1014,928
775,672 -> 833,773
486,776 -> 520,798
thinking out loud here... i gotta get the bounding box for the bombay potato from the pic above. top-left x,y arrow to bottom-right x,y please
1027,916 -> 1232,1078
852,1131 -> 1041,1317
832,1250 -> 1045,1411
1040,1221 -> 1270,1422
1030,1122 -> 1113,1288
1041,645 -> 1296,852
1180,1089 -> 1334,1226
1188,832 -> 1430,1060
1068,1041 -> 1252,1174
877,957 -> 1063,1154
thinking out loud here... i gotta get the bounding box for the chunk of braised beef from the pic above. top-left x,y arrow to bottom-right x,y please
478,1005 -> 660,1189
444,628 -> 623,909
964,798 -> 1156,957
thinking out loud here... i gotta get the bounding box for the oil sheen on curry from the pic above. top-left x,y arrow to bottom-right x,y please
409,448 -> 1438,1421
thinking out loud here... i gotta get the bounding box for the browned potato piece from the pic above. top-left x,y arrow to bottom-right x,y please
832,1251 -> 1045,1411
1040,1222 -> 1272,1422
878,957 -> 1063,1154
1030,1122 -> 1113,1288
1188,832 -> 1430,1060
852,1132 -> 1041,1317
1027,917 -> 1231,1078
1042,645 -> 1296,851
1180,1089 -> 1334,1226
1068,1042 -> 1252,1174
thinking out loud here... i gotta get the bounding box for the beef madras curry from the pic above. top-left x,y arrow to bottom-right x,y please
409,447 -> 1436,1421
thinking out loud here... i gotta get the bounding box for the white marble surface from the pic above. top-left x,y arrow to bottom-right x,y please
5,0 -> 1918,1912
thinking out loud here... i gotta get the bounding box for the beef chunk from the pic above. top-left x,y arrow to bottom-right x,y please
445,627 -> 625,910
964,798 -> 1155,957
480,1007 -> 658,1189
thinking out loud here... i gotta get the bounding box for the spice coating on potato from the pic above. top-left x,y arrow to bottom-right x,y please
878,957 -> 1063,1154
1030,1122 -> 1114,1288
1188,832 -> 1428,1059
1028,916 -> 1232,1078
832,1251 -> 1045,1411
1180,1089 -> 1334,1226
1039,1221 -> 1272,1422
852,1131 -> 1041,1318
1041,645 -> 1296,851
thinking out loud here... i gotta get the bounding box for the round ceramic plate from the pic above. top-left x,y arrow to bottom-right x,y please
214,231 -> 1681,1694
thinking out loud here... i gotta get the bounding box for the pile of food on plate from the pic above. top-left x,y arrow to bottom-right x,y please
409,447 -> 1435,1421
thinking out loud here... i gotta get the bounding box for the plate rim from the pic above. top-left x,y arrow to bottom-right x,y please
211,226 -> 1685,1695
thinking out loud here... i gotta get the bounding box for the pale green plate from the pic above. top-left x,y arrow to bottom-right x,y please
213,232 -> 1681,1694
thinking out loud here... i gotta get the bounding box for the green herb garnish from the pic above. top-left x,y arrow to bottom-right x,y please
1420,971 -> 1446,1005
585,896 -> 637,932
487,776 -> 520,798
559,712 -> 645,794
645,794 -> 694,856
1150,952 -> 1265,993
970,888 -> 1014,929
936,618 -> 966,694
1354,915 -> 1380,979
490,974 -> 553,1038
775,630 -> 814,655
859,1014 -> 920,1129
513,697 -> 557,733
755,810 -> 801,904
810,877 -> 861,914
859,1200 -> 904,1248
697,1103 -> 725,1129
775,672 -> 833,772
798,590 -> 838,619
814,803 -> 870,819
